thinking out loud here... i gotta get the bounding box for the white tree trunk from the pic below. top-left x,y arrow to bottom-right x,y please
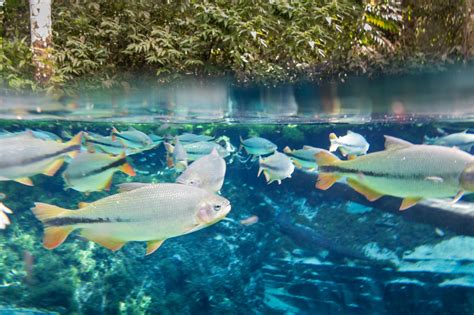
29,0 -> 53,85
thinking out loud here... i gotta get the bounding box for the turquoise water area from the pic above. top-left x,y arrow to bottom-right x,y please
1,70 -> 474,314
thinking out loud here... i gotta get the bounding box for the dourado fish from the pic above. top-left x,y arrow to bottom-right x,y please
0,131 -> 82,186
32,184 -> 231,255
315,136 -> 474,210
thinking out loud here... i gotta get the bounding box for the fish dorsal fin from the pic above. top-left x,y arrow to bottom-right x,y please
128,126 -> 138,132
146,240 -> 165,255
15,177 -> 33,186
283,146 -> 292,154
462,129 -> 468,133
78,202 -> 91,209
347,130 -> 354,135
384,136 -> 413,150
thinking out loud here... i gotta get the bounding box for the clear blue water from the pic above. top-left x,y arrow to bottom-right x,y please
1,70 -> 474,314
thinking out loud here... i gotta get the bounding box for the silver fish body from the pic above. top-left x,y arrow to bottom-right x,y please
329,131 -> 369,156
258,151 -> 294,184
240,137 -> 277,156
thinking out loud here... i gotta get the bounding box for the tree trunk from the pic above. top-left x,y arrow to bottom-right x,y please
464,0 -> 474,59
29,0 -> 53,85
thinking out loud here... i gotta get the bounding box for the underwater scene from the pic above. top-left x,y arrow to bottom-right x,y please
1,73 -> 474,315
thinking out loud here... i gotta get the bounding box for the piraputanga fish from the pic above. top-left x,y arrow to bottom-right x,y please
315,135 -> 474,210
329,131 -> 369,156
0,131 -> 82,186
31,184 -> 231,255
177,133 -> 214,144
164,137 -> 188,171
424,130 -> 474,152
62,152 -> 136,192
176,148 -> 226,193
85,133 -> 134,156
283,146 -> 329,171
258,151 -> 294,184
183,141 -> 229,161
111,127 -> 153,149
240,136 -> 277,156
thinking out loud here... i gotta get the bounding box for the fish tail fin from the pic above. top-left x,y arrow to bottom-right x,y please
66,132 -> 83,158
111,127 -> 119,141
329,133 -> 339,152
31,203 -> 75,249
283,146 -> 292,154
314,151 -> 340,167
257,156 -> 264,177
119,155 -> 136,176
164,142 -> 174,154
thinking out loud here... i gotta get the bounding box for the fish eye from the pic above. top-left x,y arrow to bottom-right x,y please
213,204 -> 221,212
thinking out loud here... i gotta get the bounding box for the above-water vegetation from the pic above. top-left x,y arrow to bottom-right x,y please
1,0 -> 474,93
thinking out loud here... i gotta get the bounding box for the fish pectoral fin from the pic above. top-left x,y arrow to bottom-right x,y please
400,197 -> 422,211
80,230 -> 126,252
43,159 -> 65,176
43,226 -> 74,249
347,178 -> 383,201
315,173 -> 340,190
78,202 -> 91,209
14,177 -> 33,186
146,240 -> 165,256
452,190 -> 465,204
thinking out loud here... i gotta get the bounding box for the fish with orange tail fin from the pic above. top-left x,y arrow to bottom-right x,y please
62,151 -> 136,192
31,184 -> 231,255
0,131 -> 82,186
315,135 -> 474,210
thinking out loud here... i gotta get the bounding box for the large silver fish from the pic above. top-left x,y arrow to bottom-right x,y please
176,148 -> 226,193
315,135 -> 474,210
32,184 -> 231,255
0,132 -> 82,186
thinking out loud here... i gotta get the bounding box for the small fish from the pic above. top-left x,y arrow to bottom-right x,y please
283,146 -> 329,171
62,152 -> 136,192
31,184 -> 231,255
85,133 -> 133,156
148,134 -> 164,146
240,137 -> 277,156
258,151 -> 295,184
183,141 -> 229,161
177,133 -> 214,144
0,131 -> 82,186
176,148 -> 226,193
315,135 -> 474,210
164,137 -> 188,171
329,131 -> 369,156
424,130 -> 474,152
0,129 -> 61,142
0,202 -> 13,229
240,215 -> 259,226
111,127 -> 153,149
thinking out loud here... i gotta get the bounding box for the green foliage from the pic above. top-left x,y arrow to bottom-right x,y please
0,0 -> 472,92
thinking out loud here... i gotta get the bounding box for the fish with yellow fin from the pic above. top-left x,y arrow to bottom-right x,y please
164,137 -> 188,172
315,135 -> 474,210
31,184 -> 231,255
258,151 -> 294,184
0,131 -> 82,186
62,152 -> 136,192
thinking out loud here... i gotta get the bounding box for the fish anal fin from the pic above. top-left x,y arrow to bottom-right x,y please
120,162 -> 136,176
15,177 -> 33,186
314,151 -> 340,166
263,170 -> 271,183
384,135 -> 413,150
103,176 -> 113,191
78,202 -> 90,209
146,240 -> 165,255
400,197 -> 422,211
80,230 -> 126,251
43,159 -> 65,176
316,173 -> 340,190
43,226 -> 74,249
347,178 -> 383,201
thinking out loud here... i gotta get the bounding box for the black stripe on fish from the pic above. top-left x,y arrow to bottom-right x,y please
69,158 -> 128,179
114,133 -> 138,143
0,145 -> 80,169
320,165 -> 457,180
45,216 -> 130,226
87,138 -> 123,148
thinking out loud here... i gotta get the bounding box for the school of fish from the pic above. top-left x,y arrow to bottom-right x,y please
0,126 -> 473,257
